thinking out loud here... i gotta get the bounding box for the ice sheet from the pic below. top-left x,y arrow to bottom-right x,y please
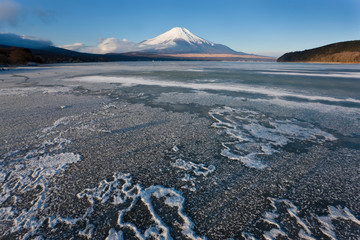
209,107 -> 336,169
169,146 -> 216,192
260,71 -> 360,79
77,172 -> 206,240
67,75 -> 360,104
243,197 -> 360,240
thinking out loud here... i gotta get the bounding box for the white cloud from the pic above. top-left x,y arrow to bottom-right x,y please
92,37 -> 139,54
0,33 -> 52,48
0,0 -> 22,26
0,0 -> 54,28
58,43 -> 86,51
59,37 -> 140,54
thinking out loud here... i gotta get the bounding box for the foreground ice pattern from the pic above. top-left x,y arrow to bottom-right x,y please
0,113 -> 83,238
170,146 -> 216,192
209,107 -> 336,169
0,152 -> 81,238
0,103 -> 205,239
242,198 -> 360,240
0,103 -> 110,238
78,172 -> 205,240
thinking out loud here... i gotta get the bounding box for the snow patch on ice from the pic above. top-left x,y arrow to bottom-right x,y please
68,75 -> 360,105
171,159 -> 216,177
0,152 -> 81,236
243,197 -> 360,240
41,116 -> 72,134
0,87 -> 72,96
106,228 -> 124,240
260,71 -> 360,79
241,232 -> 258,240
209,107 -> 336,169
76,172 -> 205,240
317,205 -> 360,240
0,103 -> 121,239
169,146 -> 215,192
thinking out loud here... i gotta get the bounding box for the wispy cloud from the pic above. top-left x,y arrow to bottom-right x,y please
34,7 -> 55,23
0,0 -> 55,28
0,32 -> 52,48
58,43 -> 87,52
91,38 -> 139,54
59,37 -> 139,54
0,0 -> 23,26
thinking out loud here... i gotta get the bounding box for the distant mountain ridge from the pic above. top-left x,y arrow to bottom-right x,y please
0,45 -> 176,65
277,40 -> 360,63
138,27 -> 245,54
0,29 -> 275,65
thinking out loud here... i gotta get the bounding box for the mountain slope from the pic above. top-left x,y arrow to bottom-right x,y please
0,45 -> 178,65
138,27 -> 245,54
277,40 -> 360,63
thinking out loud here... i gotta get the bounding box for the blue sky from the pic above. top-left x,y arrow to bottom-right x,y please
0,0 -> 359,56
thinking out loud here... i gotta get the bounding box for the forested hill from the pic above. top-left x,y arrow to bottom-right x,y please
0,45 -> 173,66
277,40 -> 360,63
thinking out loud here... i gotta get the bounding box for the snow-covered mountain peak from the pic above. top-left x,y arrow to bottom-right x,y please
140,27 -> 214,46
136,27 -> 240,54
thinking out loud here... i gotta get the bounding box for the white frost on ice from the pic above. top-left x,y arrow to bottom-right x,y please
67,75 -> 360,105
0,87 -> 72,96
259,71 -> 360,79
241,232 -> 258,240
106,228 -> 124,240
0,103 -> 120,239
317,205 -> 360,240
41,116 -> 72,134
77,172 -> 206,240
171,159 -> 216,177
169,148 -> 216,192
261,197 -> 315,240
172,145 -> 179,152
243,197 -> 360,240
209,107 -> 336,169
0,152 -> 81,236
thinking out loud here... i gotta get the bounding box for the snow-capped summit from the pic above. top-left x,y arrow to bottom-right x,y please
140,27 -> 214,46
138,27 -> 243,54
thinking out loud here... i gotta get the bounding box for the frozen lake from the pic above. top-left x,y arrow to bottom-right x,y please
1,61 -> 360,239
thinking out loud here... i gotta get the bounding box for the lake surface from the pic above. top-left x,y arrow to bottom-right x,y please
1,61 -> 359,239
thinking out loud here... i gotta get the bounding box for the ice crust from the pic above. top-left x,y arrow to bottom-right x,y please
317,205 -> 360,240
209,107 -> 337,169
169,146 -> 216,192
0,112 -> 82,238
1,63 -> 359,239
260,71 -> 360,79
243,197 -> 360,240
171,159 -> 216,177
0,103 -> 205,239
0,86 -> 72,96
68,75 -> 360,105
77,172 -> 205,240
0,151 -> 81,236
0,103 -> 115,238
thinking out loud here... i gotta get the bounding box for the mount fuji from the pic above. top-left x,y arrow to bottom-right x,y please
137,27 -> 245,54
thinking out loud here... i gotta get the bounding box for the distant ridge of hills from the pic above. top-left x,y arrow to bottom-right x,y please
0,28 -> 275,66
277,40 -> 360,63
0,44 -> 274,66
0,45 -> 182,66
